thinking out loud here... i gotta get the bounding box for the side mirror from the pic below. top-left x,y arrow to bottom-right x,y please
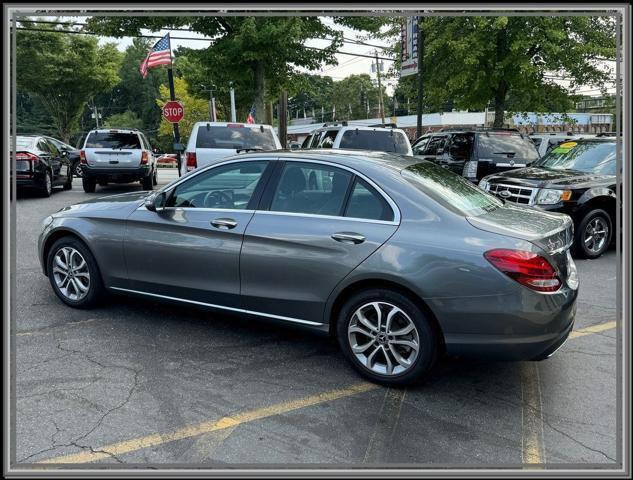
145,191 -> 167,212
61,150 -> 68,157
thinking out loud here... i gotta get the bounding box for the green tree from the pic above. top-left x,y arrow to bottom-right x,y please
86,16 -> 345,123
15,20 -> 122,142
420,16 -> 616,126
102,110 -> 144,129
156,77 -> 209,147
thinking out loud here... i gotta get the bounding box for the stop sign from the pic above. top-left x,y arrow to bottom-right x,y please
162,101 -> 184,123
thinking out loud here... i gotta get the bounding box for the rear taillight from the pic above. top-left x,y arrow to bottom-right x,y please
186,152 -> 197,171
140,151 -> 149,165
80,150 -> 87,164
16,152 -> 39,162
484,249 -> 561,293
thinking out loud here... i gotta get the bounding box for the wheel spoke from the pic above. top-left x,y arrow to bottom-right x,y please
355,309 -> 378,333
390,339 -> 419,351
382,346 -> 394,375
371,302 -> 383,331
55,255 -> 67,271
352,339 -> 375,354
74,277 -> 89,292
349,325 -> 374,338
390,323 -> 415,337
388,344 -> 412,368
366,345 -> 381,368
385,306 -> 401,333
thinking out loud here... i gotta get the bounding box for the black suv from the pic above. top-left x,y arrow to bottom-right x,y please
411,128 -> 540,182
480,138 -> 618,258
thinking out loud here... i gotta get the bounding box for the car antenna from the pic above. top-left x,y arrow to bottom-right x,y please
260,125 -> 264,133
206,123 -> 210,131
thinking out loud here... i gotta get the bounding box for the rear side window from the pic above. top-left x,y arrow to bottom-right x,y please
85,132 -> 142,149
301,134 -> 313,149
338,130 -> 409,154
476,133 -> 539,161
421,135 -> 447,155
195,125 -> 276,150
345,179 -> 393,222
448,133 -> 474,160
16,137 -> 34,149
316,130 -> 338,149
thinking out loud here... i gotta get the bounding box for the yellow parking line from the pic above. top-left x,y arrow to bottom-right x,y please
520,362 -> 545,466
37,382 -> 378,464
569,321 -> 617,339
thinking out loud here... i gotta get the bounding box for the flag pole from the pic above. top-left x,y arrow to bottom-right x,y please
165,35 -> 183,176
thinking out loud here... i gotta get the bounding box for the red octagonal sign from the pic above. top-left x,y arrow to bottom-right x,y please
162,101 -> 184,123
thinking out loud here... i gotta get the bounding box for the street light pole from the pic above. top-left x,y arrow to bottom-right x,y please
229,82 -> 237,122
374,50 -> 385,125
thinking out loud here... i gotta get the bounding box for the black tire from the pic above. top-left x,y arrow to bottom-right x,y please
73,161 -> 83,178
152,169 -> 158,186
98,181 -> 109,187
336,289 -> 438,386
46,236 -> 104,308
141,171 -> 154,190
82,177 -> 96,193
38,171 -> 53,197
63,166 -> 73,190
573,208 -> 612,259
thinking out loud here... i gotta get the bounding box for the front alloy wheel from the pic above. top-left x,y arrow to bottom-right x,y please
574,208 -> 612,259
52,246 -> 91,301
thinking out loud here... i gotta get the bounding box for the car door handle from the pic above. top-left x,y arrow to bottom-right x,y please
331,232 -> 365,244
211,218 -> 238,229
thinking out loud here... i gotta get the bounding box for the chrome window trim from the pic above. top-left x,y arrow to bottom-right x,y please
255,210 -> 398,226
109,287 -> 323,326
272,157 -> 401,224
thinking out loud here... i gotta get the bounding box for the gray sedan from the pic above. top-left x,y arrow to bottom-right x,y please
38,150 -> 579,386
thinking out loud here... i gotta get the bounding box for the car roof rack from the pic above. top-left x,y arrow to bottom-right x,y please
321,121 -> 348,127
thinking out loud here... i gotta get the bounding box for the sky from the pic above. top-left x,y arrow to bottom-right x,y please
41,16 -> 616,100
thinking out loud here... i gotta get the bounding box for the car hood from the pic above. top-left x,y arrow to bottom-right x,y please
467,201 -> 573,254
55,191 -> 151,218
485,166 -> 614,188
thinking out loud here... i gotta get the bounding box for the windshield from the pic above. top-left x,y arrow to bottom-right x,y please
195,125 -> 276,150
477,133 -> 539,161
85,132 -> 141,149
402,162 -> 502,217
533,141 -> 616,175
339,130 -> 410,154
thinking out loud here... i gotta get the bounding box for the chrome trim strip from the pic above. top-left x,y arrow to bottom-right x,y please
109,287 -> 324,326
255,210 -> 398,226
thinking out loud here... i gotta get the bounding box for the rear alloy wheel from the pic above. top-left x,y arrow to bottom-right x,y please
82,178 -> 96,193
63,166 -> 73,190
336,289 -> 438,386
38,171 -> 53,197
574,209 -> 612,259
47,237 -> 104,308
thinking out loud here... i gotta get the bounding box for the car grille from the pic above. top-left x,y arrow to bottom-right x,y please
485,183 -> 537,205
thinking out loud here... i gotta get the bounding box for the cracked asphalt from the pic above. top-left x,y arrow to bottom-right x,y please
12,169 -> 620,468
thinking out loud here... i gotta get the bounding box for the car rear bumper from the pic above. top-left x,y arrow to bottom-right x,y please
436,286 -> 578,361
81,165 -> 151,182
16,173 -> 44,188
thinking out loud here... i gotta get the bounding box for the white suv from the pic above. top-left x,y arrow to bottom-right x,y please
300,123 -> 413,156
80,128 -> 157,193
182,121 -> 282,176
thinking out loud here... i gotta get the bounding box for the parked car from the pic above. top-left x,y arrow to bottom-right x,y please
412,128 -> 540,182
301,123 -> 413,156
39,150 -> 578,386
156,153 -> 177,166
79,128 -> 157,193
530,133 -> 589,158
14,135 -> 73,197
44,136 -> 82,178
479,138 -> 617,258
182,121 -> 282,176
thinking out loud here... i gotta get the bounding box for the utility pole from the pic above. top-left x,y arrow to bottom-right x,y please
279,91 -> 288,149
375,50 -> 385,125
167,68 -> 182,176
92,104 -> 100,128
229,82 -> 237,122
416,15 -> 424,138
201,84 -> 217,122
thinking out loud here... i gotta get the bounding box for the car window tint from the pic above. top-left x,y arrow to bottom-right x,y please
301,135 -> 312,148
16,137 -> 34,149
412,137 -> 430,155
534,141 -> 616,174
338,130 -> 409,154
477,133 -> 539,161
169,161 -> 267,209
316,130 -> 338,148
195,126 -> 276,150
345,179 -> 393,221
85,132 -> 142,149
422,136 -> 446,155
270,162 -> 352,216
45,139 -> 60,156
448,133 -> 474,160
309,132 -> 323,148
37,140 -> 50,153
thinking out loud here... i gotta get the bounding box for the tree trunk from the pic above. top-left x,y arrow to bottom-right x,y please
493,79 -> 508,128
253,60 -> 265,123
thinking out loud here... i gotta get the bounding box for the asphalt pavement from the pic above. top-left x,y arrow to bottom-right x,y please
12,168 -> 620,468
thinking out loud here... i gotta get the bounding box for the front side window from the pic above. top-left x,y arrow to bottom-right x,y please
423,136 -> 447,156
85,132 -> 142,149
412,137 -> 430,155
168,161 -> 268,209
403,162 -> 502,217
270,162 -> 352,216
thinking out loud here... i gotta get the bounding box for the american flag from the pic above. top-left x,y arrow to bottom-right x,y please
246,104 -> 256,124
140,34 -> 172,78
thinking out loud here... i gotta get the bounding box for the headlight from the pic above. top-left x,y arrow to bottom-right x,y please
478,179 -> 489,190
42,216 -> 54,229
462,160 -> 478,178
536,189 -> 572,205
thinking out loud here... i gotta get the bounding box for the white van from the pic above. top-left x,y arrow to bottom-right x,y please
182,122 -> 282,176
